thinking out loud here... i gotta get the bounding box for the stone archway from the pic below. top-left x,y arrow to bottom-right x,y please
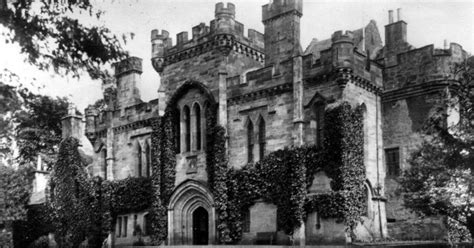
167,180 -> 215,245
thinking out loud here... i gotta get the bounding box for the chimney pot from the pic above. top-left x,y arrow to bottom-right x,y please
388,10 -> 394,24
397,8 -> 402,21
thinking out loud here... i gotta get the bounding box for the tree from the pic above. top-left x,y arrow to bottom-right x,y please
14,88 -> 69,167
400,57 -> 474,241
0,0 -> 128,79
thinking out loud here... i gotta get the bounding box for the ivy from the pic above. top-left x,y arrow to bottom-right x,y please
148,108 -> 177,245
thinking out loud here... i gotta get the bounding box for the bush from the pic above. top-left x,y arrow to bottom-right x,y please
28,235 -> 49,248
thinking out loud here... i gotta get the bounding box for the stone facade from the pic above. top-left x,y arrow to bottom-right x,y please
61,0 -> 470,245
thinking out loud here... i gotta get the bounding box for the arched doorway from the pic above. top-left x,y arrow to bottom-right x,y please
192,207 -> 209,245
167,180 -> 215,245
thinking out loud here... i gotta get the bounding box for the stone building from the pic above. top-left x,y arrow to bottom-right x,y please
60,0 -> 470,245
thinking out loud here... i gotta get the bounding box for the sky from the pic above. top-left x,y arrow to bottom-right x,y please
0,0 -> 472,110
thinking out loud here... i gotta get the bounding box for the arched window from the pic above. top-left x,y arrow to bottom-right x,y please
145,142 -> 151,177
194,103 -> 202,151
137,144 -> 142,177
247,119 -> 254,163
314,103 -> 325,147
174,108 -> 181,153
258,116 -> 266,160
183,105 -> 191,152
102,149 -> 107,179
362,184 -> 370,216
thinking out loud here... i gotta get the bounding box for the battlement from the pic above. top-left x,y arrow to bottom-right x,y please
113,56 -> 143,77
262,0 -> 302,23
215,2 -> 235,19
150,2 -> 265,73
331,30 -> 354,44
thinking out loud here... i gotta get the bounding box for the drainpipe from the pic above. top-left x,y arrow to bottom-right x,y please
375,93 -> 384,238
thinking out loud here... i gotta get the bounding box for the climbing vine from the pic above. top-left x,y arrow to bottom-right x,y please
148,107 -> 178,245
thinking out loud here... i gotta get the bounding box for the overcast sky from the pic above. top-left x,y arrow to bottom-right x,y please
0,0 -> 472,110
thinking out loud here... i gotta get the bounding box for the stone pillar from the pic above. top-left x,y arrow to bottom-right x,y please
292,55 -> 304,146
167,209 -> 173,245
61,105 -> 83,140
218,70 -> 228,129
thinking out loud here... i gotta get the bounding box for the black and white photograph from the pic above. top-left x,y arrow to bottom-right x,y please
0,0 -> 472,247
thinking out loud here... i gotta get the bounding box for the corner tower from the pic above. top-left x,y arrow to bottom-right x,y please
262,0 -> 303,66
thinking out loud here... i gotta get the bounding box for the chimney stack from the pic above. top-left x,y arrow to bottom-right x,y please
444,39 -> 448,49
388,10 -> 394,24
397,8 -> 402,21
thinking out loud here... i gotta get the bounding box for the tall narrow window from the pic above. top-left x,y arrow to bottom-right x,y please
247,119 -> 254,163
258,116 -> 266,160
194,104 -> 202,150
314,104 -> 325,147
145,142 -> 151,177
144,214 -> 152,235
117,216 -> 122,237
183,106 -> 191,152
174,108 -> 181,153
385,148 -> 400,177
103,149 -> 107,179
123,216 -> 128,237
137,144 -> 142,177
242,209 -> 250,233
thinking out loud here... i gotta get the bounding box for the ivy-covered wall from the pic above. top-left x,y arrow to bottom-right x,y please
205,101 -> 366,243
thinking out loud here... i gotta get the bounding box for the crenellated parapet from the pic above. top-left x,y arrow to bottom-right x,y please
150,2 -> 265,74
262,0 -> 302,24
113,56 -> 143,77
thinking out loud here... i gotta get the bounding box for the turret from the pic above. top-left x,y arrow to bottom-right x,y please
112,57 -> 143,109
84,106 -> 98,143
151,29 -> 172,74
331,30 -> 355,68
262,0 -> 303,66
213,2 -> 236,34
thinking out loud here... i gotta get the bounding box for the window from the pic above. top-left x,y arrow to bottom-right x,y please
145,142 -> 151,177
144,214 -> 152,236
183,106 -> 191,152
123,216 -> 128,237
103,149 -> 107,179
315,212 -> 321,229
258,116 -> 266,160
247,119 -> 254,163
174,108 -> 181,153
194,104 -> 202,150
117,216 -> 122,237
242,209 -> 250,233
133,215 -> 138,236
137,144 -> 142,177
362,185 -> 369,216
314,103 -> 325,147
385,148 -> 400,177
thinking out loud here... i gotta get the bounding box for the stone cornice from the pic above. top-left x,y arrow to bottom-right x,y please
228,83 -> 293,106
382,80 -> 453,103
113,118 -> 154,135
163,34 -> 264,66
305,68 -> 383,95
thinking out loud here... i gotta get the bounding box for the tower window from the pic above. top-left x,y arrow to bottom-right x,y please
386,148 -> 400,177
258,116 -> 266,160
183,105 -> 191,152
145,142 -> 151,177
137,144 -> 142,177
314,103 -> 325,147
103,149 -> 107,180
247,119 -> 254,163
194,104 -> 202,150
174,108 -> 181,153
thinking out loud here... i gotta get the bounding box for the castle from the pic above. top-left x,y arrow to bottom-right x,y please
59,0 -> 470,245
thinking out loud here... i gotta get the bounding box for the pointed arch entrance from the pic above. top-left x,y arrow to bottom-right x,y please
167,180 -> 215,245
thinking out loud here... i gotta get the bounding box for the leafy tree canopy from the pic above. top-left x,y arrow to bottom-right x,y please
0,0 -> 128,79
400,57 -> 474,241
